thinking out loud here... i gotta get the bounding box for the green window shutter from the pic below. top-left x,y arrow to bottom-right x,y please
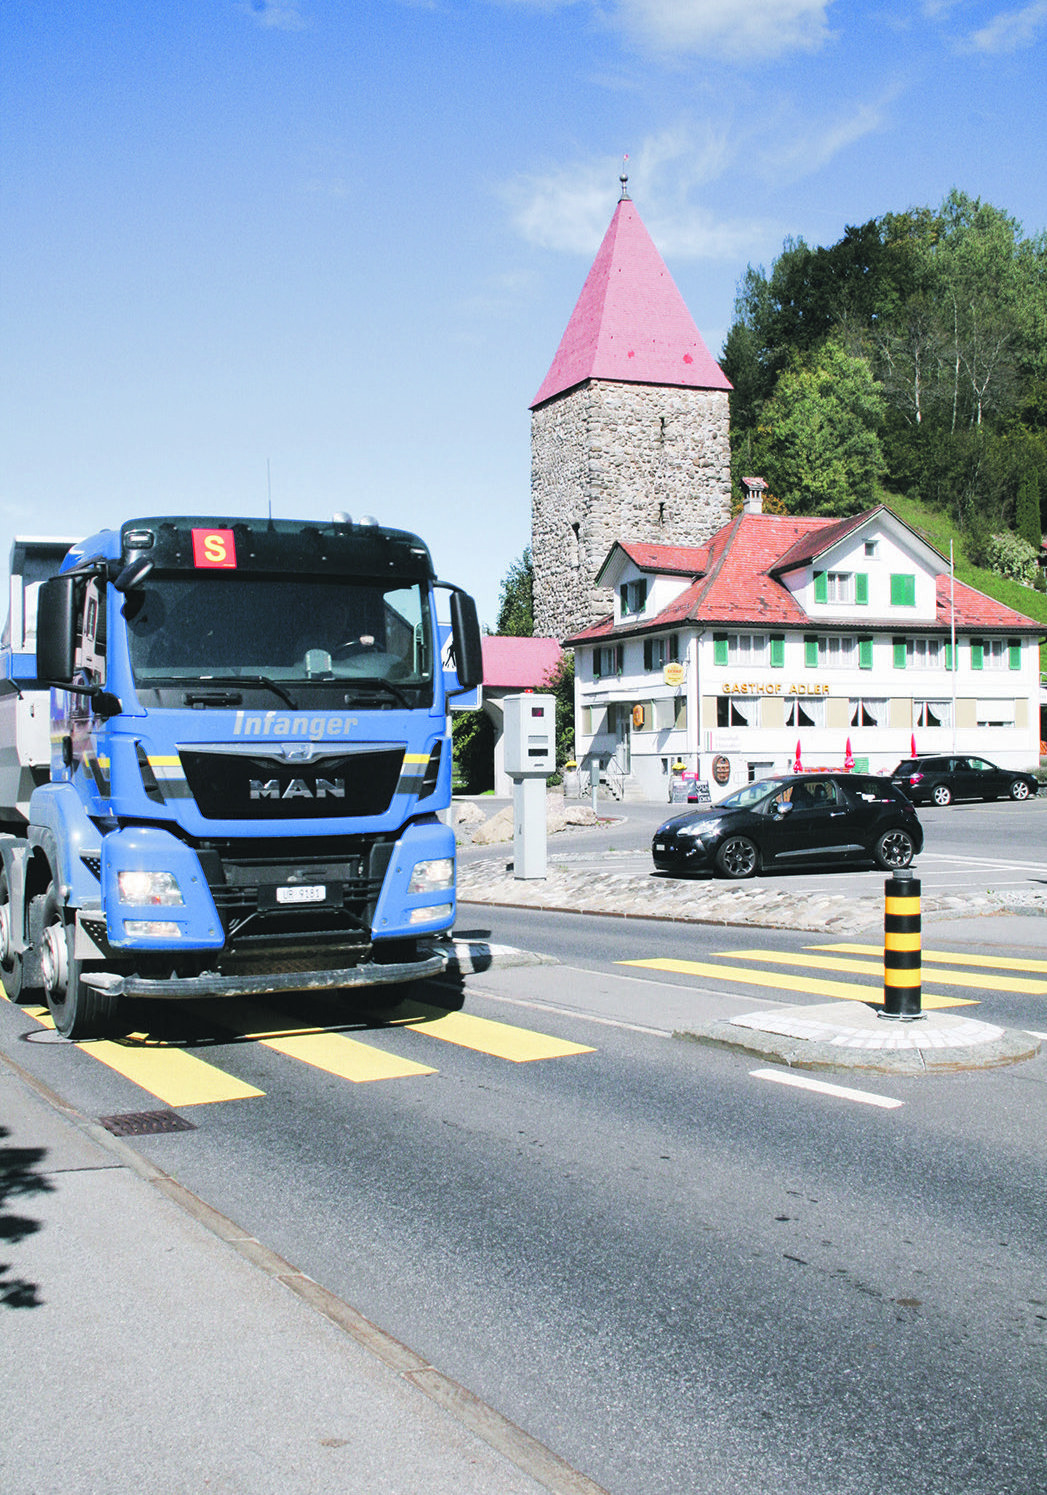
643,639 -> 652,671
855,572 -> 869,605
713,634 -> 728,666
858,638 -> 873,670
813,571 -> 827,604
945,642 -> 954,671
619,585 -> 628,613
1009,639 -> 1021,670
971,640 -> 983,670
804,635 -> 819,668
769,635 -> 785,668
893,637 -> 907,669
890,573 -> 916,607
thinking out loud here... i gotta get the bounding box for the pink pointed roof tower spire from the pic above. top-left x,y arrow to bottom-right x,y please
531,168 -> 731,408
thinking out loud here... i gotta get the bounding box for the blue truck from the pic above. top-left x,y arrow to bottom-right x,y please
0,514 -> 482,1039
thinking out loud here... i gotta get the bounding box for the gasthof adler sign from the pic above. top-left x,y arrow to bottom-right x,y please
721,681 -> 829,695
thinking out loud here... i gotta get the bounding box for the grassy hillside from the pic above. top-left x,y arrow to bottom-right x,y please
882,489 -> 1047,669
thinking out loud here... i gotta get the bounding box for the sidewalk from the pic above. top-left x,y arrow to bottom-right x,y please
0,1057 -> 604,1495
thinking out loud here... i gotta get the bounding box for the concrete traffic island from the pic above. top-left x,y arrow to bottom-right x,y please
676,1000 -> 1040,1074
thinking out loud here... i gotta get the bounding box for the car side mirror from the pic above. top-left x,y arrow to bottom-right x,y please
774,800 -> 793,818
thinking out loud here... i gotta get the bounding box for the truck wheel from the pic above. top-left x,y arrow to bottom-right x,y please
0,869 -> 32,1002
38,887 -> 118,1040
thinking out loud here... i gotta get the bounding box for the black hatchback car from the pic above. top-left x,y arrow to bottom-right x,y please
652,773 -> 923,880
890,755 -> 1039,807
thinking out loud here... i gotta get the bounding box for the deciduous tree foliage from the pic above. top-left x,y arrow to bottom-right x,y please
495,547 -> 534,637
722,191 -> 1047,557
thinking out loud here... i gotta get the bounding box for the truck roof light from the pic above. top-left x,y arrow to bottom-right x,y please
124,529 -> 156,551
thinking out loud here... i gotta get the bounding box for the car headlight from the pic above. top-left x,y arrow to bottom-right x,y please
677,820 -> 721,840
408,857 -> 454,894
117,871 -> 184,906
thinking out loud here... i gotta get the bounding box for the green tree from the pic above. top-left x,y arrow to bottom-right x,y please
754,339 -> 886,514
1017,469 -> 1042,550
496,548 -> 534,636
543,651 -> 575,771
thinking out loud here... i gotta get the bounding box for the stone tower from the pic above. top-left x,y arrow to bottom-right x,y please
530,182 -> 732,640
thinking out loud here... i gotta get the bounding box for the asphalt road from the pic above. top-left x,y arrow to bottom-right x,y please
3,910 -> 1045,1494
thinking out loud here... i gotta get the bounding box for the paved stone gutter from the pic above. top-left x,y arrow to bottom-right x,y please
456,858 -> 1047,936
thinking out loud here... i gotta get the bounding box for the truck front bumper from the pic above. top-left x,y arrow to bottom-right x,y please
79,948 -> 448,1000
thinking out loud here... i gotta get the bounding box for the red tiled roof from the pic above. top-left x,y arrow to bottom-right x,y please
531,198 -> 731,408
939,576 -> 1042,631
609,540 -> 711,576
564,510 -> 1044,644
481,635 -> 563,688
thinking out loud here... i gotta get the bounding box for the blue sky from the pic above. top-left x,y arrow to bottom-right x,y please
3,1 -> 1045,628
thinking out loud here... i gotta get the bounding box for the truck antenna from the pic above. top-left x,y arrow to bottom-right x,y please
266,458 -> 274,528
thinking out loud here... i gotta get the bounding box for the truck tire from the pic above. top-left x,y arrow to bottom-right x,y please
0,869 -> 37,1003
38,886 -> 119,1040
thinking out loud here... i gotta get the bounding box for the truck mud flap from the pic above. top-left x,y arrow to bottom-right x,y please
79,951 -> 448,1000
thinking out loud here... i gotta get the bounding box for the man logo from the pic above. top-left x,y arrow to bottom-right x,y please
249,778 -> 347,801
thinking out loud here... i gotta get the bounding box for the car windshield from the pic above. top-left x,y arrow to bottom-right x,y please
123,574 -> 433,701
716,778 -> 788,811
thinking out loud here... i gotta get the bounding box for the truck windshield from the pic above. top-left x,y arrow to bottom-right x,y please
123,574 -> 434,701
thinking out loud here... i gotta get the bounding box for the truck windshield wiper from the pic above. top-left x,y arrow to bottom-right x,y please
193,675 -> 298,708
342,679 -> 413,708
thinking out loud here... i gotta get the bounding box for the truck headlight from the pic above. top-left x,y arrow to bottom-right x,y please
124,920 -> 183,938
117,871 -> 184,906
408,903 -> 453,925
408,858 -> 454,894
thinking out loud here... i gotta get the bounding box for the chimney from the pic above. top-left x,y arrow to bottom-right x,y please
741,476 -> 767,514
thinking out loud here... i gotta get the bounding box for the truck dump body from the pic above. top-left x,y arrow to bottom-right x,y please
0,515 -> 482,1037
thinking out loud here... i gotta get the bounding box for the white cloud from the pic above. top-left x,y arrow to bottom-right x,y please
502,131 -> 768,260
761,92 -> 894,181
963,0 -> 1047,52
613,0 -> 835,61
488,0 -> 835,62
241,1 -> 308,30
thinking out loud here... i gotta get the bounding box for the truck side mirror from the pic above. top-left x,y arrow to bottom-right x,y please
36,574 -> 78,683
449,591 -> 483,691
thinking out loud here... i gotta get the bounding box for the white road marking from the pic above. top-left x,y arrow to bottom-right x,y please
750,1068 -> 904,1109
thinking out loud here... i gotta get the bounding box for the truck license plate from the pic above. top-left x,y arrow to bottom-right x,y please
276,884 -> 326,904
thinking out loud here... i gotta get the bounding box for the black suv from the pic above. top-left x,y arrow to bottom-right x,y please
652,773 -> 923,880
890,755 -> 1038,807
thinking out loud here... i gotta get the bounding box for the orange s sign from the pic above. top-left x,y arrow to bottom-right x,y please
192,528 -> 237,568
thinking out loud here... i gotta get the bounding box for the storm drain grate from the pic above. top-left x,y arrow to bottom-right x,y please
98,1110 -> 197,1137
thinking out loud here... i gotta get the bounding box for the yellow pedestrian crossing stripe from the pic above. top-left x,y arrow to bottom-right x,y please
22,1006 -> 265,1105
5,993 -> 592,1108
619,956 -> 972,1008
393,1000 -> 595,1062
724,948 -> 1047,996
820,942 -> 1047,975
621,941 -> 1047,1009
200,1000 -> 437,1083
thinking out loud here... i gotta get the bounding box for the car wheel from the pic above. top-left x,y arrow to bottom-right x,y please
931,784 -> 952,807
715,835 -> 759,880
1010,780 -> 1031,801
874,829 -> 915,870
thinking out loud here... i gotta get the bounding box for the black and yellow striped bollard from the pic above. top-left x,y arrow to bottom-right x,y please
882,868 -> 922,1020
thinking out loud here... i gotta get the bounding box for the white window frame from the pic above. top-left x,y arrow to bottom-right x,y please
907,637 -> 943,669
785,697 -> 826,728
914,699 -> 952,728
818,635 -> 857,669
727,633 -> 769,667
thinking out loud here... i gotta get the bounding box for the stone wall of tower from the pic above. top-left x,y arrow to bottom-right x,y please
531,379 -> 731,640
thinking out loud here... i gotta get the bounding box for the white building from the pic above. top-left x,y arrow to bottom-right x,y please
566,488 -> 1042,802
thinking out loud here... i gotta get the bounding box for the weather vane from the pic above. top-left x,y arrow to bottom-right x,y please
619,153 -> 630,201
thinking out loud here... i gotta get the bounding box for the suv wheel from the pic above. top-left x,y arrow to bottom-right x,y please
1010,779 -> 1031,801
931,784 -> 952,807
